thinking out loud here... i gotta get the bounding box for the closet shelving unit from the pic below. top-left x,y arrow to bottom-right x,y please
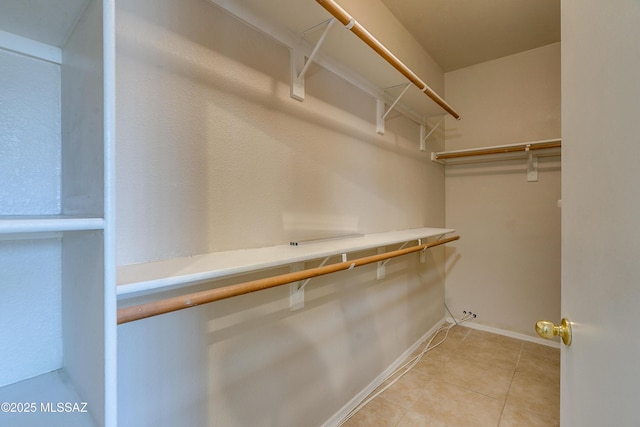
0,0 -> 115,426
117,228 -> 458,322
207,0 -> 459,142
1,0 -> 457,425
115,0 -> 462,321
431,138 -> 562,181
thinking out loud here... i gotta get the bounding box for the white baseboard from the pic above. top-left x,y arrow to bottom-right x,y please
445,316 -> 561,349
321,319 -> 447,427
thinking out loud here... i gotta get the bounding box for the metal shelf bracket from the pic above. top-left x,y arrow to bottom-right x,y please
289,255 -> 333,311
291,18 -> 336,101
419,115 -> 446,151
289,262 -> 306,310
376,83 -> 412,135
377,247 -> 386,279
378,241 -> 414,278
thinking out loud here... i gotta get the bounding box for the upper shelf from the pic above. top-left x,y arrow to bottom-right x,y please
207,0 -> 457,122
0,0 -> 89,48
314,0 -> 459,119
117,227 -> 455,297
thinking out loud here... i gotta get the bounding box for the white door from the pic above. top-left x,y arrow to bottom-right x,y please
561,1 -> 640,425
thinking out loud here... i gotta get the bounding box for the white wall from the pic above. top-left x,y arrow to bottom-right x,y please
115,0 -> 447,425
114,0 -> 446,265
0,50 -> 63,386
444,43 -> 561,337
0,50 -> 61,215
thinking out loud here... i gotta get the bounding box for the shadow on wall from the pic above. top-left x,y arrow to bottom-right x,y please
116,0 -> 431,160
117,308 -> 210,426
209,321 -> 331,426
116,0 -> 440,263
117,246 -> 444,426
210,306 -> 330,426
445,245 -> 461,279
204,264 -> 382,426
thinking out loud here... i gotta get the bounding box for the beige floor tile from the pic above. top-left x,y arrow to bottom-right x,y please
499,403 -> 560,427
437,324 -> 473,342
396,409 -> 448,427
417,324 -> 471,363
371,356 -> 437,394
441,355 -> 515,400
412,356 -> 444,380
454,337 -> 522,371
379,369 -> 435,409
420,341 -> 459,363
462,333 -> 523,353
465,329 -> 525,350
409,378 -> 504,426
343,395 -> 407,426
342,327 -> 560,427
522,341 -> 561,359
507,370 -> 560,418
341,405 -> 398,427
517,345 -> 560,383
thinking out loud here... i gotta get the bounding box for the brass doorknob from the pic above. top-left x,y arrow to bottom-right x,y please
535,318 -> 572,346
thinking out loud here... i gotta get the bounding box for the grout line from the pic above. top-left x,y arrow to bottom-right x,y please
497,343 -> 524,426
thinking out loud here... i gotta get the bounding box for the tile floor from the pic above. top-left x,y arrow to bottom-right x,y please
343,324 -> 560,427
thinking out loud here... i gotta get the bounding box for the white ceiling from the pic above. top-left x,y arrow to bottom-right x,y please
379,0 -> 561,72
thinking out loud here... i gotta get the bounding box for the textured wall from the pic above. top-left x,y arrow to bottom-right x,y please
0,50 -> 60,215
0,48 -> 63,386
115,0 -> 447,425
114,0 -> 445,265
444,43 -> 561,337
0,238 -> 62,387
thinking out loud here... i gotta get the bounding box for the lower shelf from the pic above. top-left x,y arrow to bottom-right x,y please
117,227 -> 456,297
0,216 -> 104,234
0,370 -> 96,426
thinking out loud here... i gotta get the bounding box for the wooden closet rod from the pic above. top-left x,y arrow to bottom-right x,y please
117,235 -> 460,324
315,0 -> 461,120
434,140 -> 561,160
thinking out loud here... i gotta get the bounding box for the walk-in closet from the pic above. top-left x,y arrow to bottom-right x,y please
1,0 -> 639,426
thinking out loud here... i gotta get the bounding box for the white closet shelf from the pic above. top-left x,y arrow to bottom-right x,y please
0,216 -> 104,234
117,227 -> 454,297
207,0 -> 455,125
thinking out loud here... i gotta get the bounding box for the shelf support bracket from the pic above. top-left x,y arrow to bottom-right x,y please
377,248 -> 386,279
526,145 -> 539,182
421,234 -> 444,262
378,241 -> 412,278
419,115 -> 446,151
376,99 -> 386,135
291,18 -> 336,102
290,255 -> 335,310
289,262 -> 306,311
377,83 -> 412,135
